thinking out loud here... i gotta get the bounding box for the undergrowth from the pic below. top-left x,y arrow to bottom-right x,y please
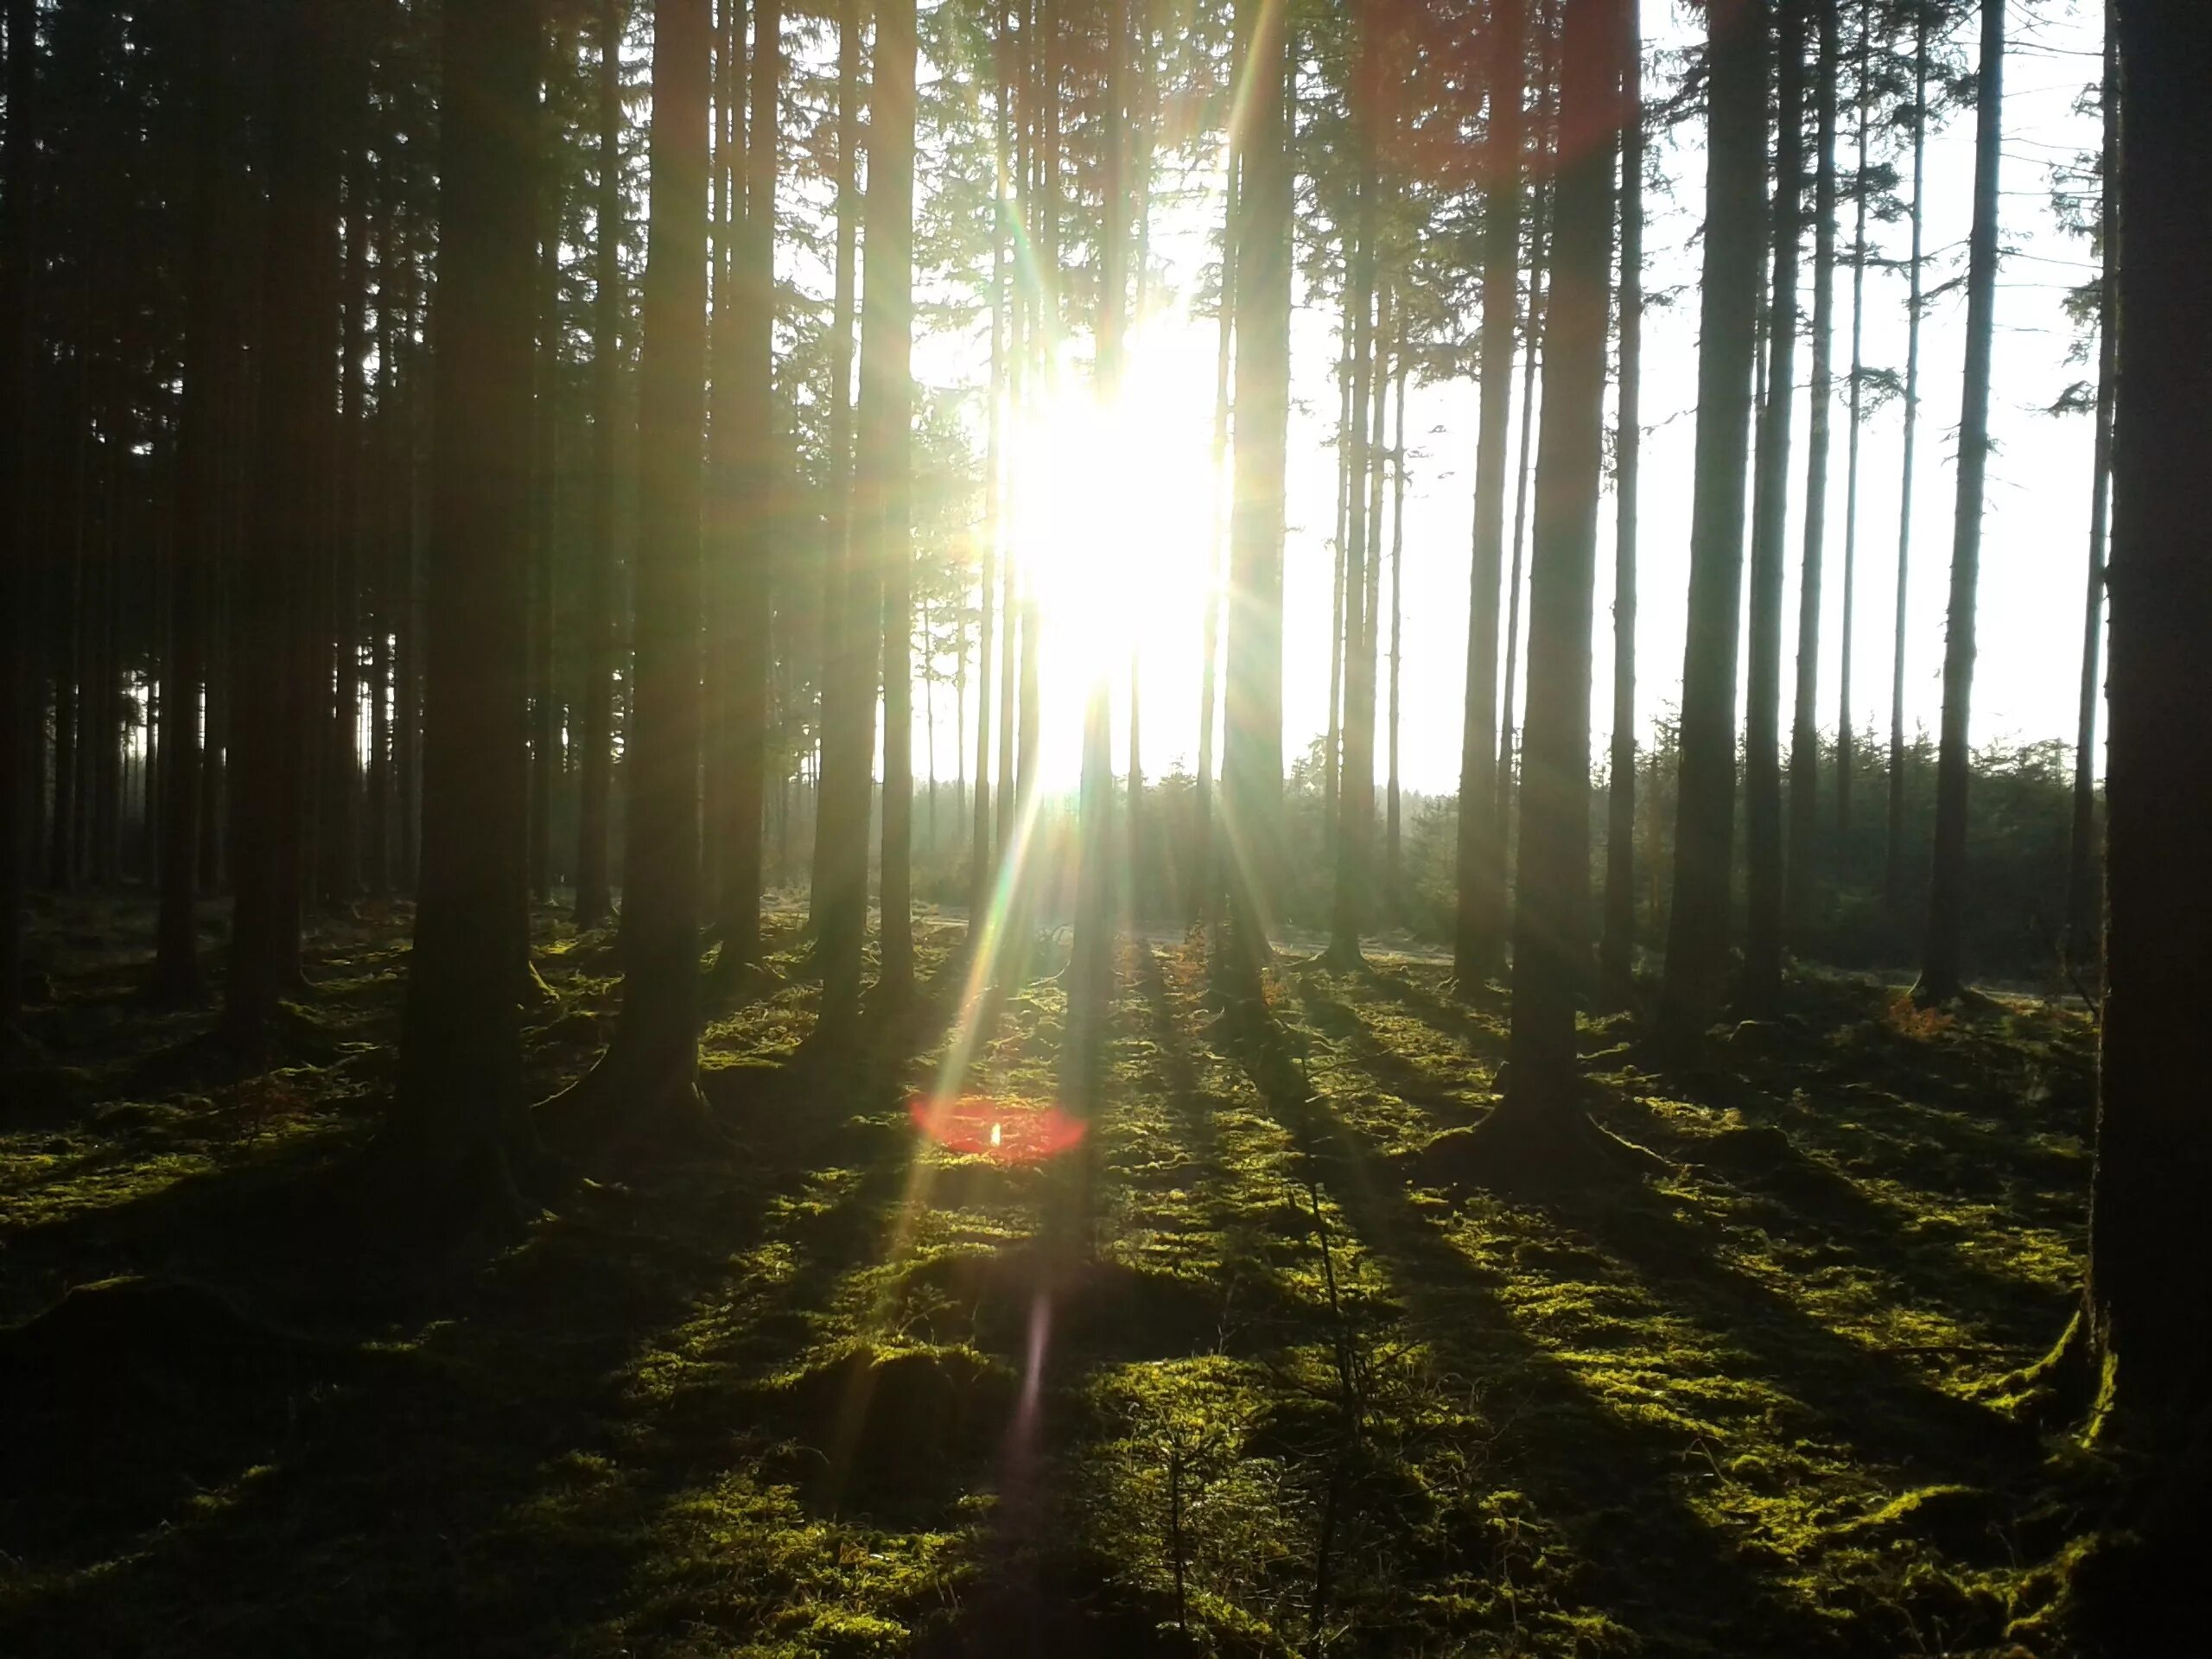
0,895 -> 2110,1656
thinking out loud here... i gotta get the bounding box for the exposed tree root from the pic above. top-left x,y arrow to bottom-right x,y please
1410,1099 -> 1672,1195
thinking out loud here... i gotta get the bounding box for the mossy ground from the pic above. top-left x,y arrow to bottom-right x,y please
1,896 -> 2113,1655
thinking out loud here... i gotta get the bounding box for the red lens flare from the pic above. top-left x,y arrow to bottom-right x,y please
909,1094 -> 1087,1164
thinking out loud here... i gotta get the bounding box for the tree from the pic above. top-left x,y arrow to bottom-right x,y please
547,0 -> 712,1126
1492,0 -> 1618,1141
1885,5 -> 1929,912
1835,0 -> 1872,857
1745,0 -> 1808,1005
389,0 -> 545,1199
812,0 -> 876,1033
572,0 -> 626,931
711,0 -> 782,979
1217,0 -> 1288,995
153,0 -> 226,1001
1599,0 -> 1642,1001
866,0 -> 918,1007
1452,0 -> 1524,991
1913,0 -> 2003,1005
0,0 -> 32,1039
227,0 -> 342,1050
2072,0 -> 2212,1453
1786,0 -> 1840,946
1656,0 -> 1769,1039
2064,6 -> 2117,973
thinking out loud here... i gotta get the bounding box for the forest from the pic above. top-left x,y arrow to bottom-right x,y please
2,0 -> 2208,1652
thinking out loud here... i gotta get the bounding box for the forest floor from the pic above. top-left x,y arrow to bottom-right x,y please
0,895 -> 2122,1656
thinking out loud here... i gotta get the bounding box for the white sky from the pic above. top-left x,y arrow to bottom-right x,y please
904,0 -> 2107,796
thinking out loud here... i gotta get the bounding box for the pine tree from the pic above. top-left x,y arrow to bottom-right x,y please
390,0 -> 546,1198
1599,0 -> 1643,1001
1657,0 -> 1769,1040
1913,0 -> 2004,1005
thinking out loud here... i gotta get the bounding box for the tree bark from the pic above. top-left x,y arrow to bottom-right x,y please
1498,0 -> 1618,1126
0,0 -> 33,1033
1218,0 -> 1288,991
155,0 -> 226,1001
1913,0 -> 2004,1006
1600,0 -> 1642,1002
867,0 -> 918,1007
389,0 -> 545,1197
2064,8 -> 2117,975
1835,0 -> 1870,860
2080,0 -> 2212,1440
1787,0 -> 1840,948
1745,0 -> 1807,1006
1452,0 -> 1523,990
1656,0 -> 1768,1040
1885,12 -> 1929,914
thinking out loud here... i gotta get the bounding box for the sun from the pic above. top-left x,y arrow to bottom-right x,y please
1004,324 -> 1224,779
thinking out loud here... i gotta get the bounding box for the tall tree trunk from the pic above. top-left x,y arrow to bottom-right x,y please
712,0 -> 781,977
1496,0 -> 1618,1135
1384,332 -> 1406,911
1326,163 -> 1376,967
1656,0 -> 1768,1040
550,0 -> 713,1125
2078,0 -> 2212,1447
389,0 -> 544,1198
1217,0 -> 1288,991
227,0 -> 340,1046
1835,0 -> 1870,859
0,0 -> 33,1033
1601,0 -> 1643,1002
1885,11 -> 1929,913
328,88 -> 371,912
811,0 -> 871,1019
1495,228 -> 1547,858
1745,0 -> 1807,1005
1912,0 -> 2004,1006
1787,0 -> 1839,947
969,10 -> 1008,921
573,0 -> 624,928
868,0 -> 918,1006
1452,0 -> 1524,990
155,0 -> 226,1001
1195,139 -> 1236,925
529,86 -> 562,909
2064,8 -> 2117,976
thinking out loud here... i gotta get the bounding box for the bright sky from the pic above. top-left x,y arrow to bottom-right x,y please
913,0 -> 2107,797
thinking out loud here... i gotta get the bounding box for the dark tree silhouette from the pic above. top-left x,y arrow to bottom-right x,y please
1914,0 -> 2005,1006
1658,0 -> 1769,1039
1452,0 -> 1524,991
390,0 -> 545,1198
1600,0 -> 1643,1001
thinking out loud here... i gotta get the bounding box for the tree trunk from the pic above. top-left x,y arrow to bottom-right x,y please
1218,0 -> 1288,989
2079,0 -> 2212,1444
1327,163 -> 1376,967
551,0 -> 713,1126
529,89 -> 563,910
1656,0 -> 1768,1040
0,0 -> 32,1033
1912,0 -> 2004,1006
812,0 -> 872,1020
2064,9 -> 2117,976
1452,0 -> 1523,990
1497,0 -> 1617,1130
711,0 -> 781,977
1787,0 -> 1839,948
1600,0 -> 1643,1002
867,0 -> 918,1007
1835,0 -> 1870,860
573,0 -> 624,929
1384,330 -> 1406,912
154,0 -> 226,1001
1885,12 -> 1929,914
227,0 -> 340,1046
1196,138 -> 1236,925
970,11 -> 1008,921
1744,0 -> 1807,1006
389,0 -> 544,1198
